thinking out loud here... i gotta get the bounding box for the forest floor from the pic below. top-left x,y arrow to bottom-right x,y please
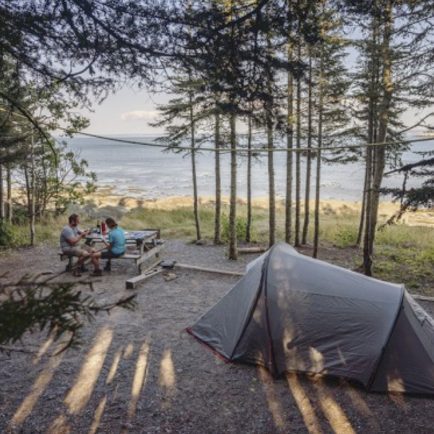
0,239 -> 433,434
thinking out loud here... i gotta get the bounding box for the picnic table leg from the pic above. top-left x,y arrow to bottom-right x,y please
64,255 -> 74,272
136,244 -> 164,274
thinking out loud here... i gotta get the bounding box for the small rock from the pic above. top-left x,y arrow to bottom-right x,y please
163,272 -> 177,282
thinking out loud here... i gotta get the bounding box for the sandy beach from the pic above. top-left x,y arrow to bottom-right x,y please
86,187 -> 434,227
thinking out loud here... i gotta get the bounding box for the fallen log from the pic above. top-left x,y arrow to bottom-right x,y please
411,294 -> 434,303
237,247 -> 267,254
125,265 -> 163,290
174,263 -> 244,277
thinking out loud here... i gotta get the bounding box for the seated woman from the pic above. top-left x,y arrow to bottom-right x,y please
100,217 -> 126,271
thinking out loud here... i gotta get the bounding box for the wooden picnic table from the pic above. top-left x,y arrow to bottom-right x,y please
85,228 -> 162,273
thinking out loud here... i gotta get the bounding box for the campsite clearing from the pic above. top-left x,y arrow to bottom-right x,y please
0,240 -> 433,433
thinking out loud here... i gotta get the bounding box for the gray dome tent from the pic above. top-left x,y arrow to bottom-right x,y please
188,243 -> 434,395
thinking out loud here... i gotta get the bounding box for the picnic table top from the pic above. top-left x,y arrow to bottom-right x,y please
85,229 -> 159,242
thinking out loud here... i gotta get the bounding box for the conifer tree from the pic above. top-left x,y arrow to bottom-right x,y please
347,0 -> 434,274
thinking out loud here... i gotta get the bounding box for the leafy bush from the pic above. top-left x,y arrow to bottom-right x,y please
417,246 -> 434,264
0,221 -> 27,248
221,214 -> 249,242
333,226 -> 357,247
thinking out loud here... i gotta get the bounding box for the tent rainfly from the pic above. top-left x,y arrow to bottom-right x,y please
188,243 -> 434,395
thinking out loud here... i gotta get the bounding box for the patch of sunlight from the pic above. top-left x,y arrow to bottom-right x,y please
344,385 -> 379,430
64,327 -> 113,414
124,343 -> 134,359
283,327 -> 295,349
11,352 -> 64,426
47,414 -> 70,434
127,340 -> 150,419
387,376 -> 405,393
33,332 -> 56,365
258,366 -> 285,430
387,376 -> 408,410
159,349 -> 176,391
106,349 -> 123,384
283,327 -> 306,370
286,373 -> 322,434
88,395 -> 107,434
309,347 -> 325,373
314,379 -> 356,434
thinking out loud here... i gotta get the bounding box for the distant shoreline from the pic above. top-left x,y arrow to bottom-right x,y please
86,187 -> 434,227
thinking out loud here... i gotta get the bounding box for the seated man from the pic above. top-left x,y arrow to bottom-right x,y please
60,213 -> 102,277
100,217 -> 126,271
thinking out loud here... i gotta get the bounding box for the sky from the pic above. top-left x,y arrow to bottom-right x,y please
79,85 -> 169,136
80,83 -> 432,138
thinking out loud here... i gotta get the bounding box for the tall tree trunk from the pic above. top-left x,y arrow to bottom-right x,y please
189,94 -> 201,241
0,164 -> 4,220
266,32 -> 275,247
295,32 -> 302,247
30,135 -> 36,246
302,55 -> 313,245
228,111 -> 238,260
363,142 -> 374,273
214,109 -> 222,244
25,133 -> 36,245
313,53 -> 324,258
363,0 -> 393,276
358,23 -> 379,248
267,115 -> 275,247
285,44 -> 294,244
6,164 -> 12,222
356,162 -> 368,246
246,111 -> 252,243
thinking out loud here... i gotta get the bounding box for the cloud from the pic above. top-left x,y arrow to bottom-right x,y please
120,110 -> 159,121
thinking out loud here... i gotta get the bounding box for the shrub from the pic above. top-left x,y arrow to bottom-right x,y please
221,214 -> 249,242
333,226 -> 357,248
417,246 -> 434,264
0,221 -> 27,248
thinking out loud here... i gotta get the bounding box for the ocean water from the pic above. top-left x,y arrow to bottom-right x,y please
62,134 -> 433,202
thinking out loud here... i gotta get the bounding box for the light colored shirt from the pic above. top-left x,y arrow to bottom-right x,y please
60,225 -> 81,251
108,226 -> 126,255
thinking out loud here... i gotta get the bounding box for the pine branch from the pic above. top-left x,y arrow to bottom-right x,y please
0,273 -> 137,354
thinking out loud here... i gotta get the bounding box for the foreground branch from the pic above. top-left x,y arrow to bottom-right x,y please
0,273 -> 136,354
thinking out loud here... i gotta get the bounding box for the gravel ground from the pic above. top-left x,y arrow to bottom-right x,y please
0,240 -> 433,434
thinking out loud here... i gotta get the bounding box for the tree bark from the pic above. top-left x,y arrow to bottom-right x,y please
267,114 -> 275,247
6,164 -> 12,222
363,0 -> 393,276
358,20 -> 379,248
228,111 -> 238,260
356,162 -> 368,246
246,111 -> 252,242
214,109 -> 222,244
24,133 -> 36,245
0,164 -> 4,220
189,94 -> 201,242
302,54 -> 313,245
285,42 -> 294,244
295,32 -> 302,247
313,53 -> 324,258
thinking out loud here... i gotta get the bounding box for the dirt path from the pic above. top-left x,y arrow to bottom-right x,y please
0,241 -> 433,433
